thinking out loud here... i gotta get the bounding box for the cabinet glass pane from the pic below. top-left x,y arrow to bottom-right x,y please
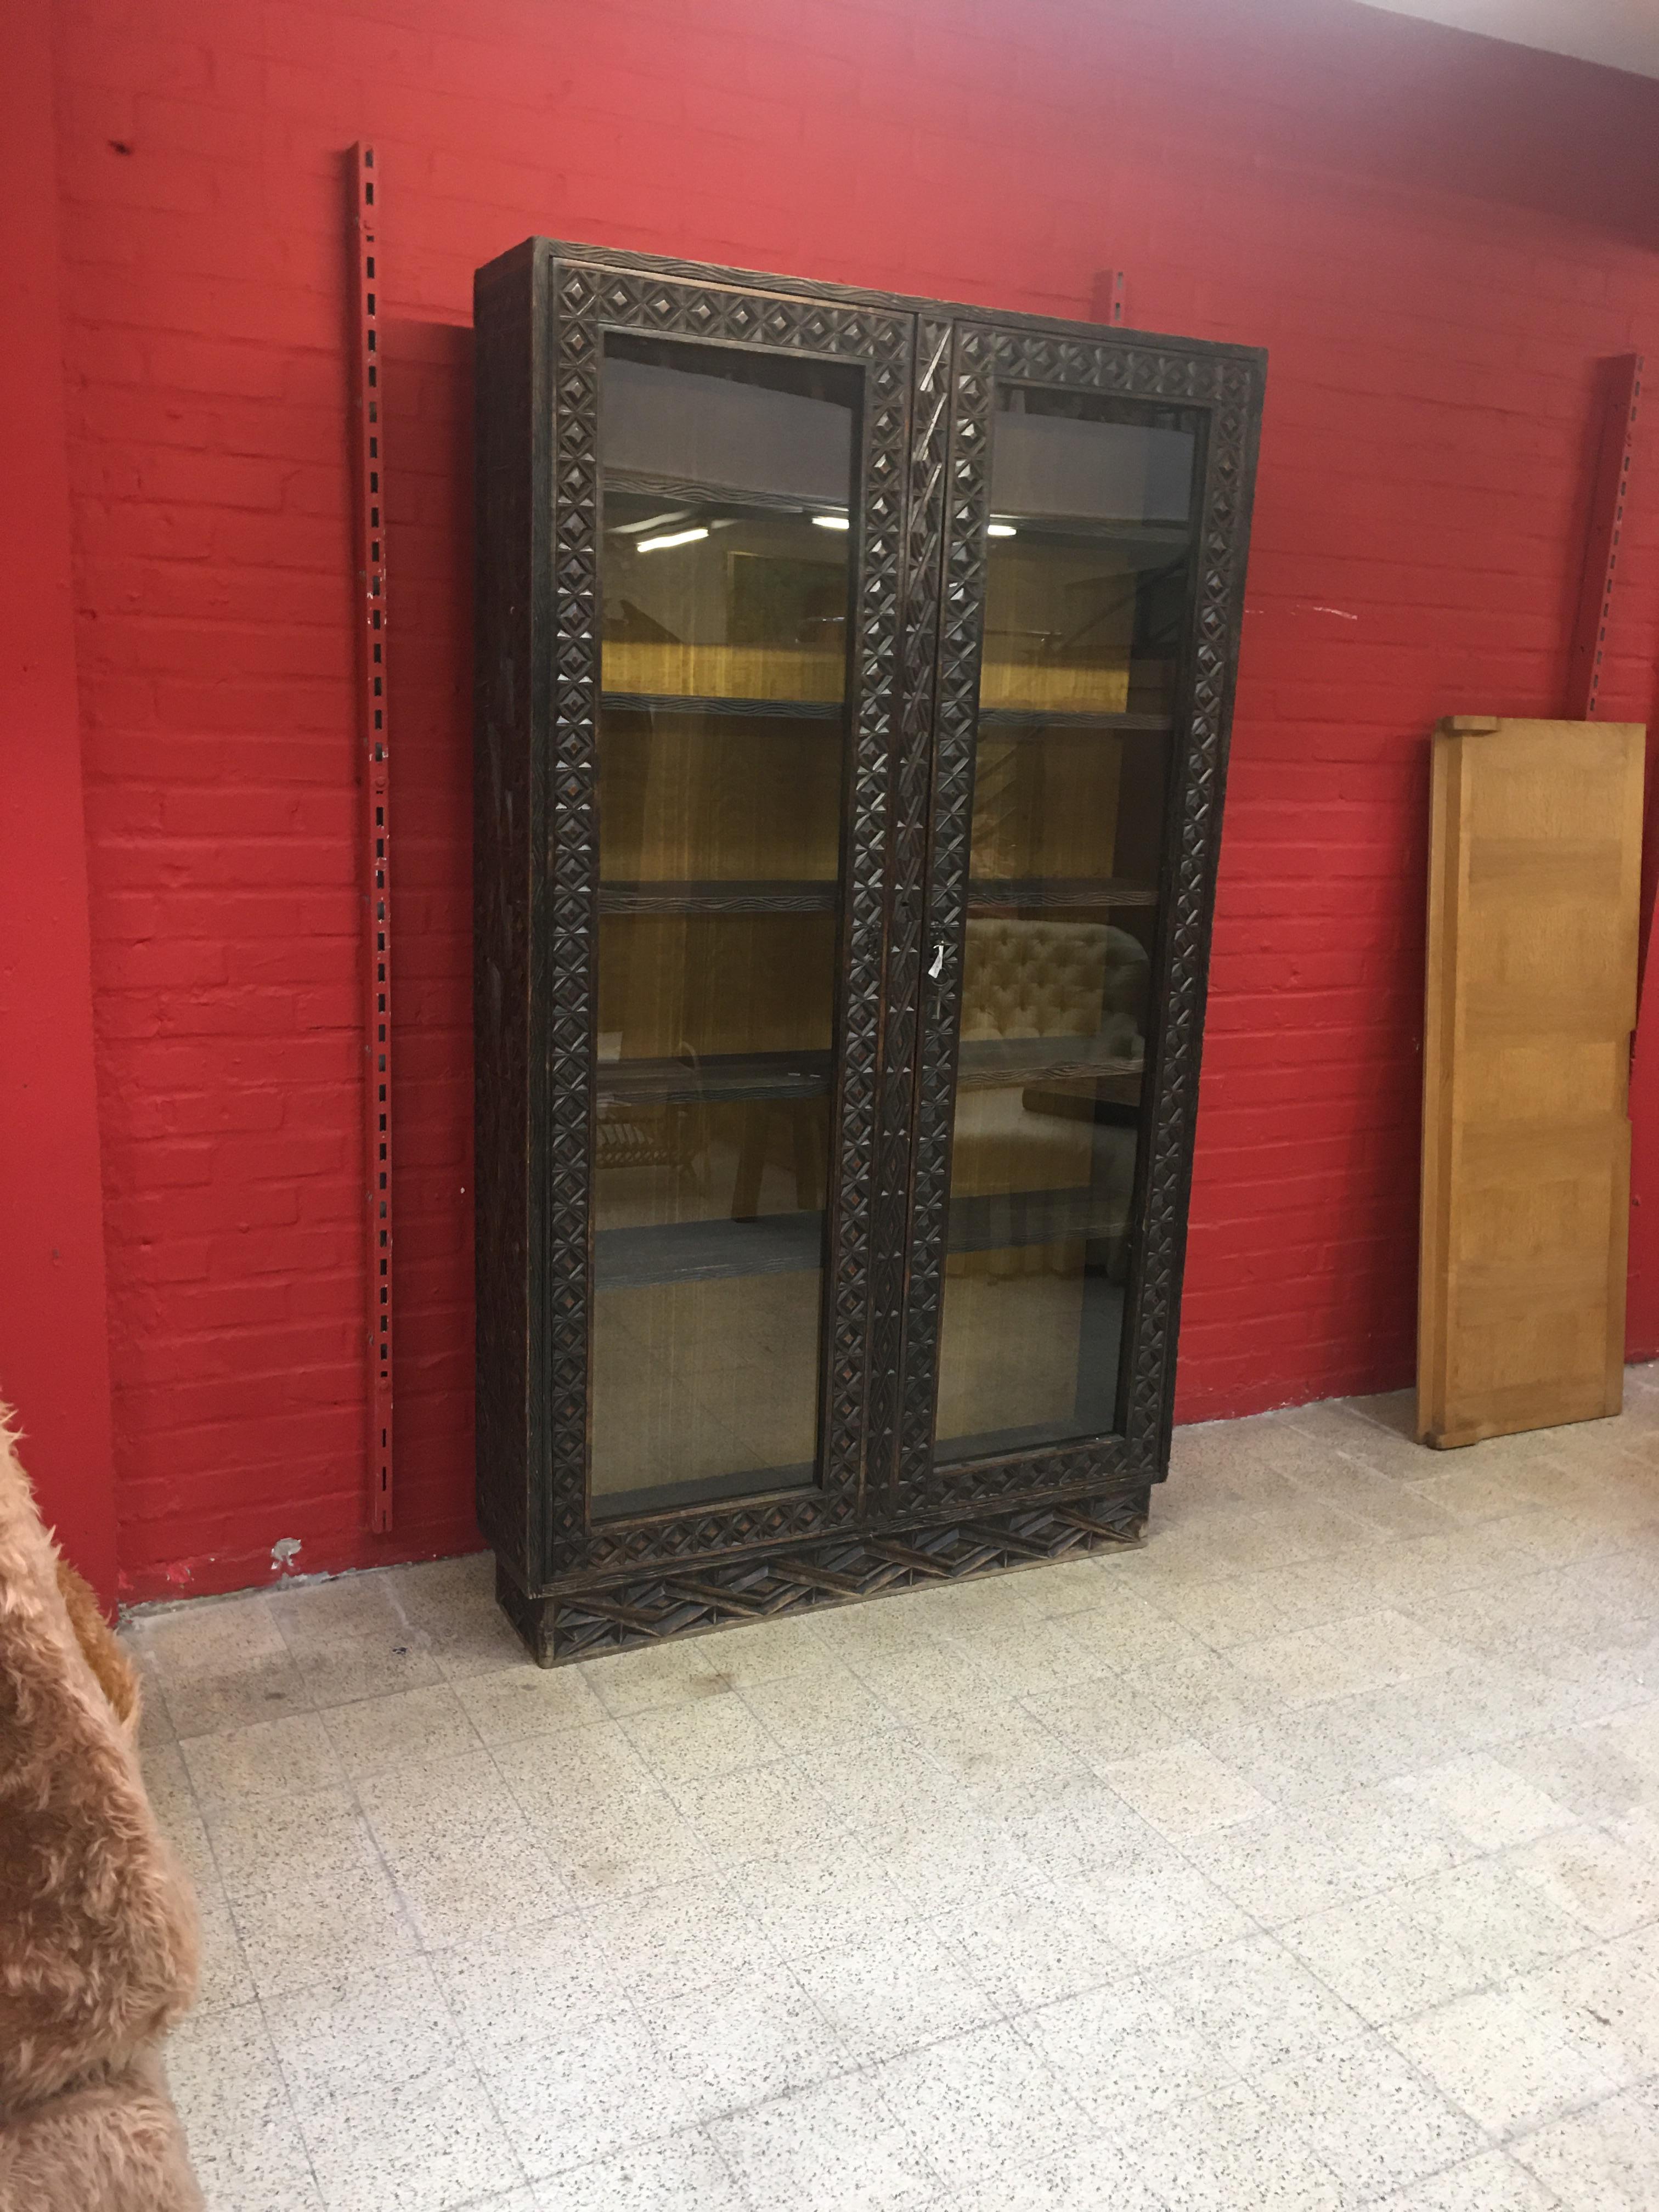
591,334 -> 859,1520
934,388 -> 1200,1463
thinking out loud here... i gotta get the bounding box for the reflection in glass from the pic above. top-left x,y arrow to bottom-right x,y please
934,388 -> 1199,1462
590,335 -> 859,1519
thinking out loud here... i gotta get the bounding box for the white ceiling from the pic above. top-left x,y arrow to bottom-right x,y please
1356,0 -> 1659,78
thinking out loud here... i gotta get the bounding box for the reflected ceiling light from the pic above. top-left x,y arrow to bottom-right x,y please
635,526 -> 709,553
811,515 -> 851,530
611,509 -> 692,536
987,522 -> 1018,538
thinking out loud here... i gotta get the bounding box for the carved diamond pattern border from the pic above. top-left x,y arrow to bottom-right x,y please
543,259 -> 911,1577
900,323 -> 1263,1511
868,314 -> 950,1514
542,1485 -> 1148,1659
896,328 -> 992,1507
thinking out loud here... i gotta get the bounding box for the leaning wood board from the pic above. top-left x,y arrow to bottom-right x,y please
1419,715 -> 1645,1448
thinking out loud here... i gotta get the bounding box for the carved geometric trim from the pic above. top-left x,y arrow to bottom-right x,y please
872,312 -> 951,1517
531,1485 -> 1149,1661
542,256 -> 912,1579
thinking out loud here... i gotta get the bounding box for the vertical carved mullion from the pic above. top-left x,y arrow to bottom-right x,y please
898,324 -> 995,1512
544,265 -> 603,1570
821,335 -> 904,1517
869,312 -> 950,1516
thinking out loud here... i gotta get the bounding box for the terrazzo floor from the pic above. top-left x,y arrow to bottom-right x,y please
123,1377 -> 1659,2212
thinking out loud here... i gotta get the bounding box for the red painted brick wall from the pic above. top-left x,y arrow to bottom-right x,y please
2,0 -> 121,1606
50,0 -> 1659,1600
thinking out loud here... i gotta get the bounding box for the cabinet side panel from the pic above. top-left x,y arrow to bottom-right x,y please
472,244 -> 545,1577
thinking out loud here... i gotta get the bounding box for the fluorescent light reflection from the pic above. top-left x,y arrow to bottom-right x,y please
987,522 -> 1018,538
811,515 -> 851,530
635,526 -> 710,554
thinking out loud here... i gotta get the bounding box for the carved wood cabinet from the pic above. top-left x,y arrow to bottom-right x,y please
472,239 -> 1264,1663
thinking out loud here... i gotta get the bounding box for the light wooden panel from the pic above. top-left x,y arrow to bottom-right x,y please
1419,715 -> 1644,1448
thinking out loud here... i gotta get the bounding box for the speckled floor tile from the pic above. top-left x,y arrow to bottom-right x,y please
1015,1972 -> 1245,2123
1256,2036 -> 1485,2197
476,2011 -> 696,2180
1511,2079 -> 1659,2209
788,1920 -> 1000,2061
164,2001 -> 324,2212
263,1954 -> 454,2113
864,2023 -> 1090,2196
947,2136 -> 1169,2212
358,1748 -> 575,1944
928,1879 -> 1127,2011
639,1959 -> 849,2113
387,1553 -> 528,1680
295,2059 -> 523,2212
1387,1983 -> 1625,2134
665,1755 -> 849,1866
528,2131 -> 747,2212
447,1658 -> 608,1745
1118,2079 -> 1351,2212
319,1680 -> 482,1775
1392,1749 -> 1581,1852
619,1686 -> 783,1786
1098,1736 -> 1273,1837
1163,1933 -> 1370,2081
431,1914 -> 631,2059
141,1376 -> 1659,2212
709,2072 -> 941,2209
269,1576 -> 445,1707
1374,2152 -> 1563,2212
138,1593 -> 314,1737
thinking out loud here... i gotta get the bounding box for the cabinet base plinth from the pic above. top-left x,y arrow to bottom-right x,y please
495,1489 -> 1150,1667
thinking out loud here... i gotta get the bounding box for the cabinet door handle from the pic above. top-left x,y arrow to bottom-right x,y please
928,943 -> 945,982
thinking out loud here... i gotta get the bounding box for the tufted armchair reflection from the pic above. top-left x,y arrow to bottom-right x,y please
961,916 -> 1147,1053
952,917 -> 1148,1278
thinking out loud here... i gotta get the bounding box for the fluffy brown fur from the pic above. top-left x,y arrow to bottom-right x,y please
0,1409 -> 202,2210
0,2052 -> 202,2212
55,1556 -> 142,1735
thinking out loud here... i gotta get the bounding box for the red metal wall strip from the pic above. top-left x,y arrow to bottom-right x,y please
352,143 -> 394,1532
1088,270 -> 1127,328
1566,353 -> 1644,723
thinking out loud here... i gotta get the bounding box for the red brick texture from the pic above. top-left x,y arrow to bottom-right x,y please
48,0 -> 1659,1599
1,0 -> 121,1605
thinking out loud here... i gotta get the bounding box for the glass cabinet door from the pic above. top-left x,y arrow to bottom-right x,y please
907,361 -> 1207,1483
589,332 -> 864,1520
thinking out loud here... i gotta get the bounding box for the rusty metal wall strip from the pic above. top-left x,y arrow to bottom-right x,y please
352,143 -> 394,1531
1567,353 -> 1644,722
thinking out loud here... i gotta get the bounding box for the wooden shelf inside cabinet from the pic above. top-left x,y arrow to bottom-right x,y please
966,877 -> 1158,913
600,881 -> 838,917
595,1051 -> 833,1105
564,1194 -> 1131,1318
977,708 -> 1172,736
947,1184 -> 1120,1254
597,1209 -> 823,1289
957,1041 -> 1143,1093
601,691 -> 845,722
